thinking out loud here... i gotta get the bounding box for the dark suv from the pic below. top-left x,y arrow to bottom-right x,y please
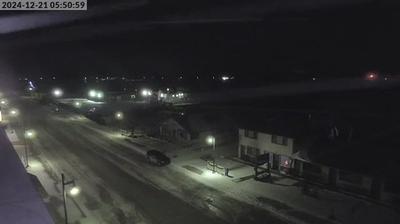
146,150 -> 171,166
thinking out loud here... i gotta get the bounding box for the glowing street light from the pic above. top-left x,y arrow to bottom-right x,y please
25,130 -> 35,139
141,89 -> 152,97
69,186 -> 80,196
88,90 -> 97,98
1,100 -> 6,105
221,76 -> 229,81
206,136 -> 216,150
96,91 -> 104,99
9,109 -> 19,116
115,111 -> 124,120
52,88 -> 63,98
74,102 -> 81,107
61,173 -> 80,224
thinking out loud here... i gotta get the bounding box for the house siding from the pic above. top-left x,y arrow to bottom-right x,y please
160,119 -> 191,142
238,129 -> 294,157
238,128 -> 296,172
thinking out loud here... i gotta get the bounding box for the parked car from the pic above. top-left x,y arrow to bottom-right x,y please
146,150 -> 170,166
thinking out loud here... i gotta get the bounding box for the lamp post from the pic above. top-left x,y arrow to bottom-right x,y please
206,136 -> 216,173
206,136 -> 216,151
115,111 -> 124,131
24,129 -> 35,168
61,173 -> 80,224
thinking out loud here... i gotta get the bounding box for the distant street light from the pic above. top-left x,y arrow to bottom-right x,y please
96,92 -> 104,99
115,111 -> 124,120
9,109 -> 19,116
88,90 -> 97,98
61,173 -> 80,224
141,89 -> 152,97
221,76 -> 229,81
52,88 -> 63,98
1,100 -> 6,105
74,102 -> 81,107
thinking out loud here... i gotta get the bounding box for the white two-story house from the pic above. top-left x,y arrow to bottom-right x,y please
237,116 -> 331,182
238,128 -> 297,172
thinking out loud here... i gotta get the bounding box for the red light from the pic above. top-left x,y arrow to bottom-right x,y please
365,72 -> 378,80
283,160 -> 289,167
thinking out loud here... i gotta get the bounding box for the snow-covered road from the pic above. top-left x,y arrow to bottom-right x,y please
19,100 -> 288,224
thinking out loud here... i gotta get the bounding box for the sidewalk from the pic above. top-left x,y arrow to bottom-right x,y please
130,136 -> 400,224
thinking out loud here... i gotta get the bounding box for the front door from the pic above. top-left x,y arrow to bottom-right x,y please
272,154 -> 280,170
239,145 -> 246,159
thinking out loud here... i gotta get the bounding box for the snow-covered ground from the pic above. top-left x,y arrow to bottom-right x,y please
6,99 -> 400,224
6,100 -> 264,224
71,112 -> 400,224
6,120 -> 149,224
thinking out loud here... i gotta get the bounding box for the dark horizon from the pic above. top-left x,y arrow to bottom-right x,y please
1,1 -> 400,82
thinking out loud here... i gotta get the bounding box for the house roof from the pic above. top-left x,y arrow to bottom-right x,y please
163,112 -> 232,136
238,113 -> 320,139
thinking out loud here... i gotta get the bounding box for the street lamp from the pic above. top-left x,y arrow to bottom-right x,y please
9,109 -> 19,116
141,89 -> 152,97
88,90 -> 97,98
206,136 -> 216,173
25,130 -> 35,138
61,173 -> 80,224
206,136 -> 216,151
74,102 -> 81,108
115,111 -> 124,120
96,91 -> 104,99
24,130 -> 36,168
52,88 -> 63,98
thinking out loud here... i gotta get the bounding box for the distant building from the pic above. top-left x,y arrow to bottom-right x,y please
238,115 -> 318,178
159,112 -> 232,143
160,118 -> 193,142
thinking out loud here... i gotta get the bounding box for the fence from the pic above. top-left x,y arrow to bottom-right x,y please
206,160 -> 226,176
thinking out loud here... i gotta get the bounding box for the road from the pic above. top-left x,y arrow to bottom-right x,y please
19,99 -> 288,224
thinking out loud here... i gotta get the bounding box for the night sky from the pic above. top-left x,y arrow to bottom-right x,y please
0,0 -> 399,84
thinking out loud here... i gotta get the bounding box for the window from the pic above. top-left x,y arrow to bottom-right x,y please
246,146 -> 260,157
244,129 -> 257,139
271,135 -> 288,145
